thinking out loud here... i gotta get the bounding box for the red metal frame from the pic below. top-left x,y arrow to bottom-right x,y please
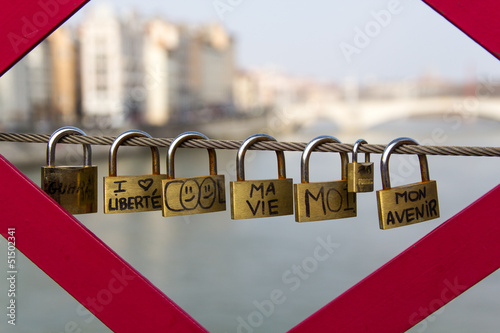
0,0 -> 90,77
290,184 -> 500,332
1,0 -> 500,332
0,155 -> 207,333
422,0 -> 500,60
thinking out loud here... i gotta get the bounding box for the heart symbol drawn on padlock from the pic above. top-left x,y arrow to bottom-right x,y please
138,178 -> 154,191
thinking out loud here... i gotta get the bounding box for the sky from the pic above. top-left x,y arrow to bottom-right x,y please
73,0 -> 500,83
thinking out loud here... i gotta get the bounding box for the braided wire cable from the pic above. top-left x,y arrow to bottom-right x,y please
1,132 -> 500,157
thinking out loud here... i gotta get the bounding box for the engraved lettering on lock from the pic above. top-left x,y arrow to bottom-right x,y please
47,179 -> 95,199
358,164 -> 372,174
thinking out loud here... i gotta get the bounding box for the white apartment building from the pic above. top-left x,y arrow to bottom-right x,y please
198,23 -> 234,108
79,4 -> 144,127
0,39 -> 54,130
171,23 -> 234,122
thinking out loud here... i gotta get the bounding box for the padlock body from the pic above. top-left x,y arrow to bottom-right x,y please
230,178 -> 293,219
42,166 -> 98,214
377,180 -> 439,230
104,174 -> 167,214
347,162 -> 374,193
162,175 -> 226,217
294,180 -> 356,222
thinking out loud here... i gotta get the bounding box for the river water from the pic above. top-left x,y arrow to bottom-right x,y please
1,117 -> 499,333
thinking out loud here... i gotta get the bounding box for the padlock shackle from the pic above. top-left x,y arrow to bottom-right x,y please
236,134 -> 286,181
47,126 -> 92,167
166,131 -> 217,179
301,135 -> 348,183
109,130 -> 160,177
380,137 -> 430,189
352,138 -> 370,163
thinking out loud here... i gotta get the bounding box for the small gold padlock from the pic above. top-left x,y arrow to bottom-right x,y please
347,139 -> 374,193
376,137 -> 440,230
162,131 -> 226,217
230,134 -> 293,220
294,135 -> 356,222
41,126 -> 98,214
104,130 -> 167,214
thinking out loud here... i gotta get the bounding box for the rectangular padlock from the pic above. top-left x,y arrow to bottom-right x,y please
42,166 -> 98,215
162,175 -> 226,217
347,139 -> 374,193
104,130 -> 167,214
377,180 -> 439,230
42,127 -> 97,214
104,175 -> 167,214
347,161 -> 374,192
230,179 -> 293,219
295,180 -> 356,222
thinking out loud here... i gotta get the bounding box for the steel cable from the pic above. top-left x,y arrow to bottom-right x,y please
1,132 -> 500,157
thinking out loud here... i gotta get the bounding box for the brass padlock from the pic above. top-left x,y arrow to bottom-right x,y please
162,131 -> 226,217
376,137 -> 440,230
294,135 -> 356,222
347,139 -> 374,193
41,126 -> 98,214
230,134 -> 293,220
104,130 -> 167,214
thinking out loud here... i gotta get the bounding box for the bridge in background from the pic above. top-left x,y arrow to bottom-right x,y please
278,97 -> 500,131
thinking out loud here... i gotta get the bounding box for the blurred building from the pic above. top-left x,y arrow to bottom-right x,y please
143,19 -> 179,126
47,27 -> 79,124
0,28 -> 80,131
79,4 -> 144,127
26,40 -> 53,127
233,70 -> 258,113
0,60 -> 30,130
172,23 -> 235,122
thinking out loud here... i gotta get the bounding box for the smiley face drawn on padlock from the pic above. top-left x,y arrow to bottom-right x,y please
376,137 -> 440,230
294,135 -> 357,222
199,177 -> 218,209
161,131 -> 226,217
103,130 -> 167,214
41,126 -> 98,214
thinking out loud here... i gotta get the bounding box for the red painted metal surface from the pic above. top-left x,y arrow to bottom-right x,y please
289,184 -> 500,332
0,154 -> 208,333
423,0 -> 500,60
0,0 -> 90,77
1,1 -> 500,332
